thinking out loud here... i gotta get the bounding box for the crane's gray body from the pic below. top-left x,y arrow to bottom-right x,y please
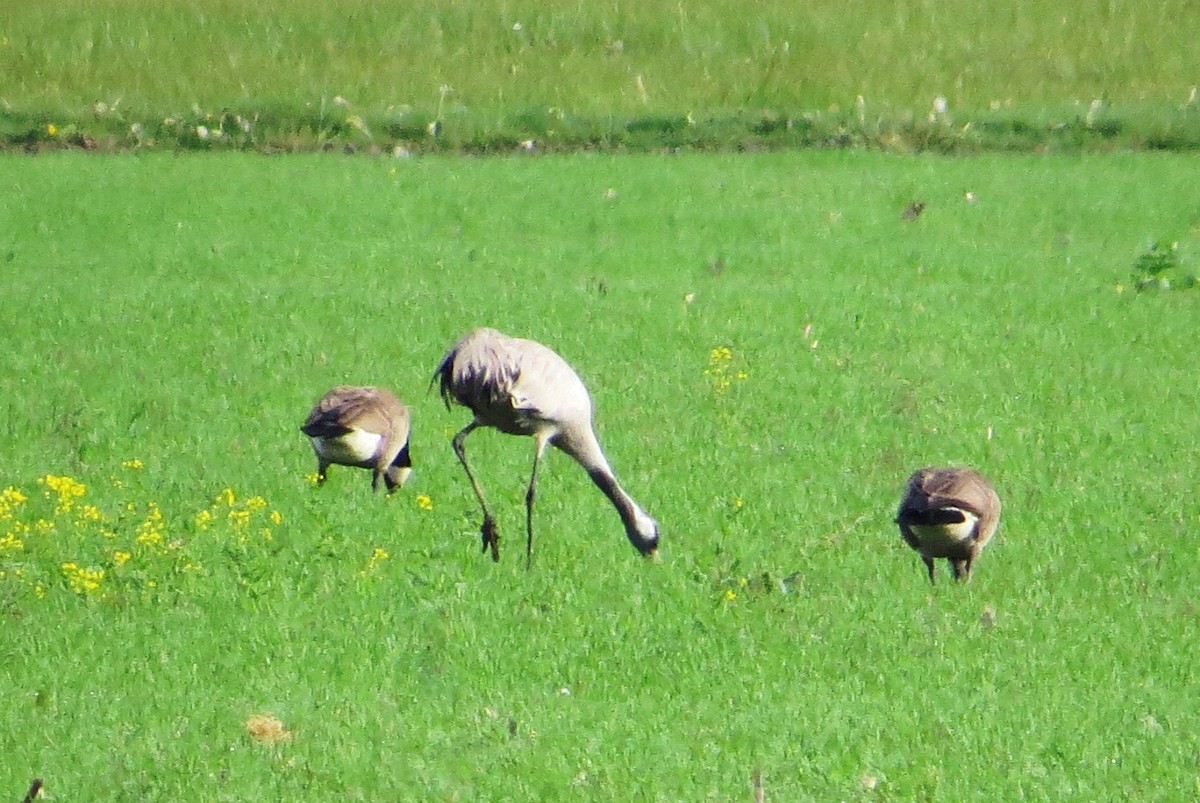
433,327 -> 658,565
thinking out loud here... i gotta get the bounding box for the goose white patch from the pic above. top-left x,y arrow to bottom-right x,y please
312,428 -> 382,465
910,508 -> 979,549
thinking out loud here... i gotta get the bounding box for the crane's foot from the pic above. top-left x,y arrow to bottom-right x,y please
481,516 -> 500,562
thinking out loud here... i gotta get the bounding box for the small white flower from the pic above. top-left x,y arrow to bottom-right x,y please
512,22 -> 523,31
196,125 -> 209,139
932,96 -> 948,115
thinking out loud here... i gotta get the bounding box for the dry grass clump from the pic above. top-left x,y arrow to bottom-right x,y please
245,713 -> 292,745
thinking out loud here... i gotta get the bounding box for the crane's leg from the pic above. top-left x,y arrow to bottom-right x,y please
452,422 -> 500,561
524,436 -> 552,570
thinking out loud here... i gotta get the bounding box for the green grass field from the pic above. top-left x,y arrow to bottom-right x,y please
3,0 -> 1200,151
2,151 -> 1199,799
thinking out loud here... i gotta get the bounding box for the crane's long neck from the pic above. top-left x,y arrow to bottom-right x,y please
559,427 -> 659,555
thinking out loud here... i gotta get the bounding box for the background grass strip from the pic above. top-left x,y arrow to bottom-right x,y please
2,0 -> 1199,152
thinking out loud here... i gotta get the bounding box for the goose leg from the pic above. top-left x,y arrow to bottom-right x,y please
452,422 -> 500,561
951,559 -> 971,581
923,555 -> 936,584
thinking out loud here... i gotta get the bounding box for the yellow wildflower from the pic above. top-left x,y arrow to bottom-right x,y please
136,529 -> 164,547
194,509 -> 214,530
0,486 -> 28,520
416,494 -> 433,512
135,502 -> 166,546
47,123 -> 58,137
113,551 -> 132,567
269,510 -> 283,526
122,459 -> 144,470
40,474 -> 86,513
703,346 -> 746,395
723,589 -> 737,602
359,547 -> 390,576
218,488 -> 236,507
227,509 -> 251,528
61,562 -> 105,595
246,496 -> 267,511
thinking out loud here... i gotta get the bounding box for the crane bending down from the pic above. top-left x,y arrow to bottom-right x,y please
432,327 -> 659,567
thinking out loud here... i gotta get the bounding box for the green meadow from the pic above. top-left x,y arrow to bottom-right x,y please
3,0 -> 1200,799
2,151 -> 1199,799
3,0 -> 1199,151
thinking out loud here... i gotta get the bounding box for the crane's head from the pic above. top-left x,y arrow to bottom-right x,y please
627,509 -> 660,560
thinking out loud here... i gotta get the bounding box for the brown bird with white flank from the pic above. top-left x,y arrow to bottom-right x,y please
895,466 -> 1000,583
301,386 -> 412,493
432,327 -> 659,567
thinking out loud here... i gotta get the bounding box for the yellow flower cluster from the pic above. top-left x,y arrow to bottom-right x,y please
195,488 -> 282,546
722,576 -> 750,604
1,462 -> 282,603
0,527 -> 26,555
1,486 -> 29,519
416,494 -> 434,512
703,346 -> 749,395
61,562 -> 105,596
359,546 -> 390,577
40,474 -> 87,513
135,501 -> 166,547
1,487 -> 30,555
